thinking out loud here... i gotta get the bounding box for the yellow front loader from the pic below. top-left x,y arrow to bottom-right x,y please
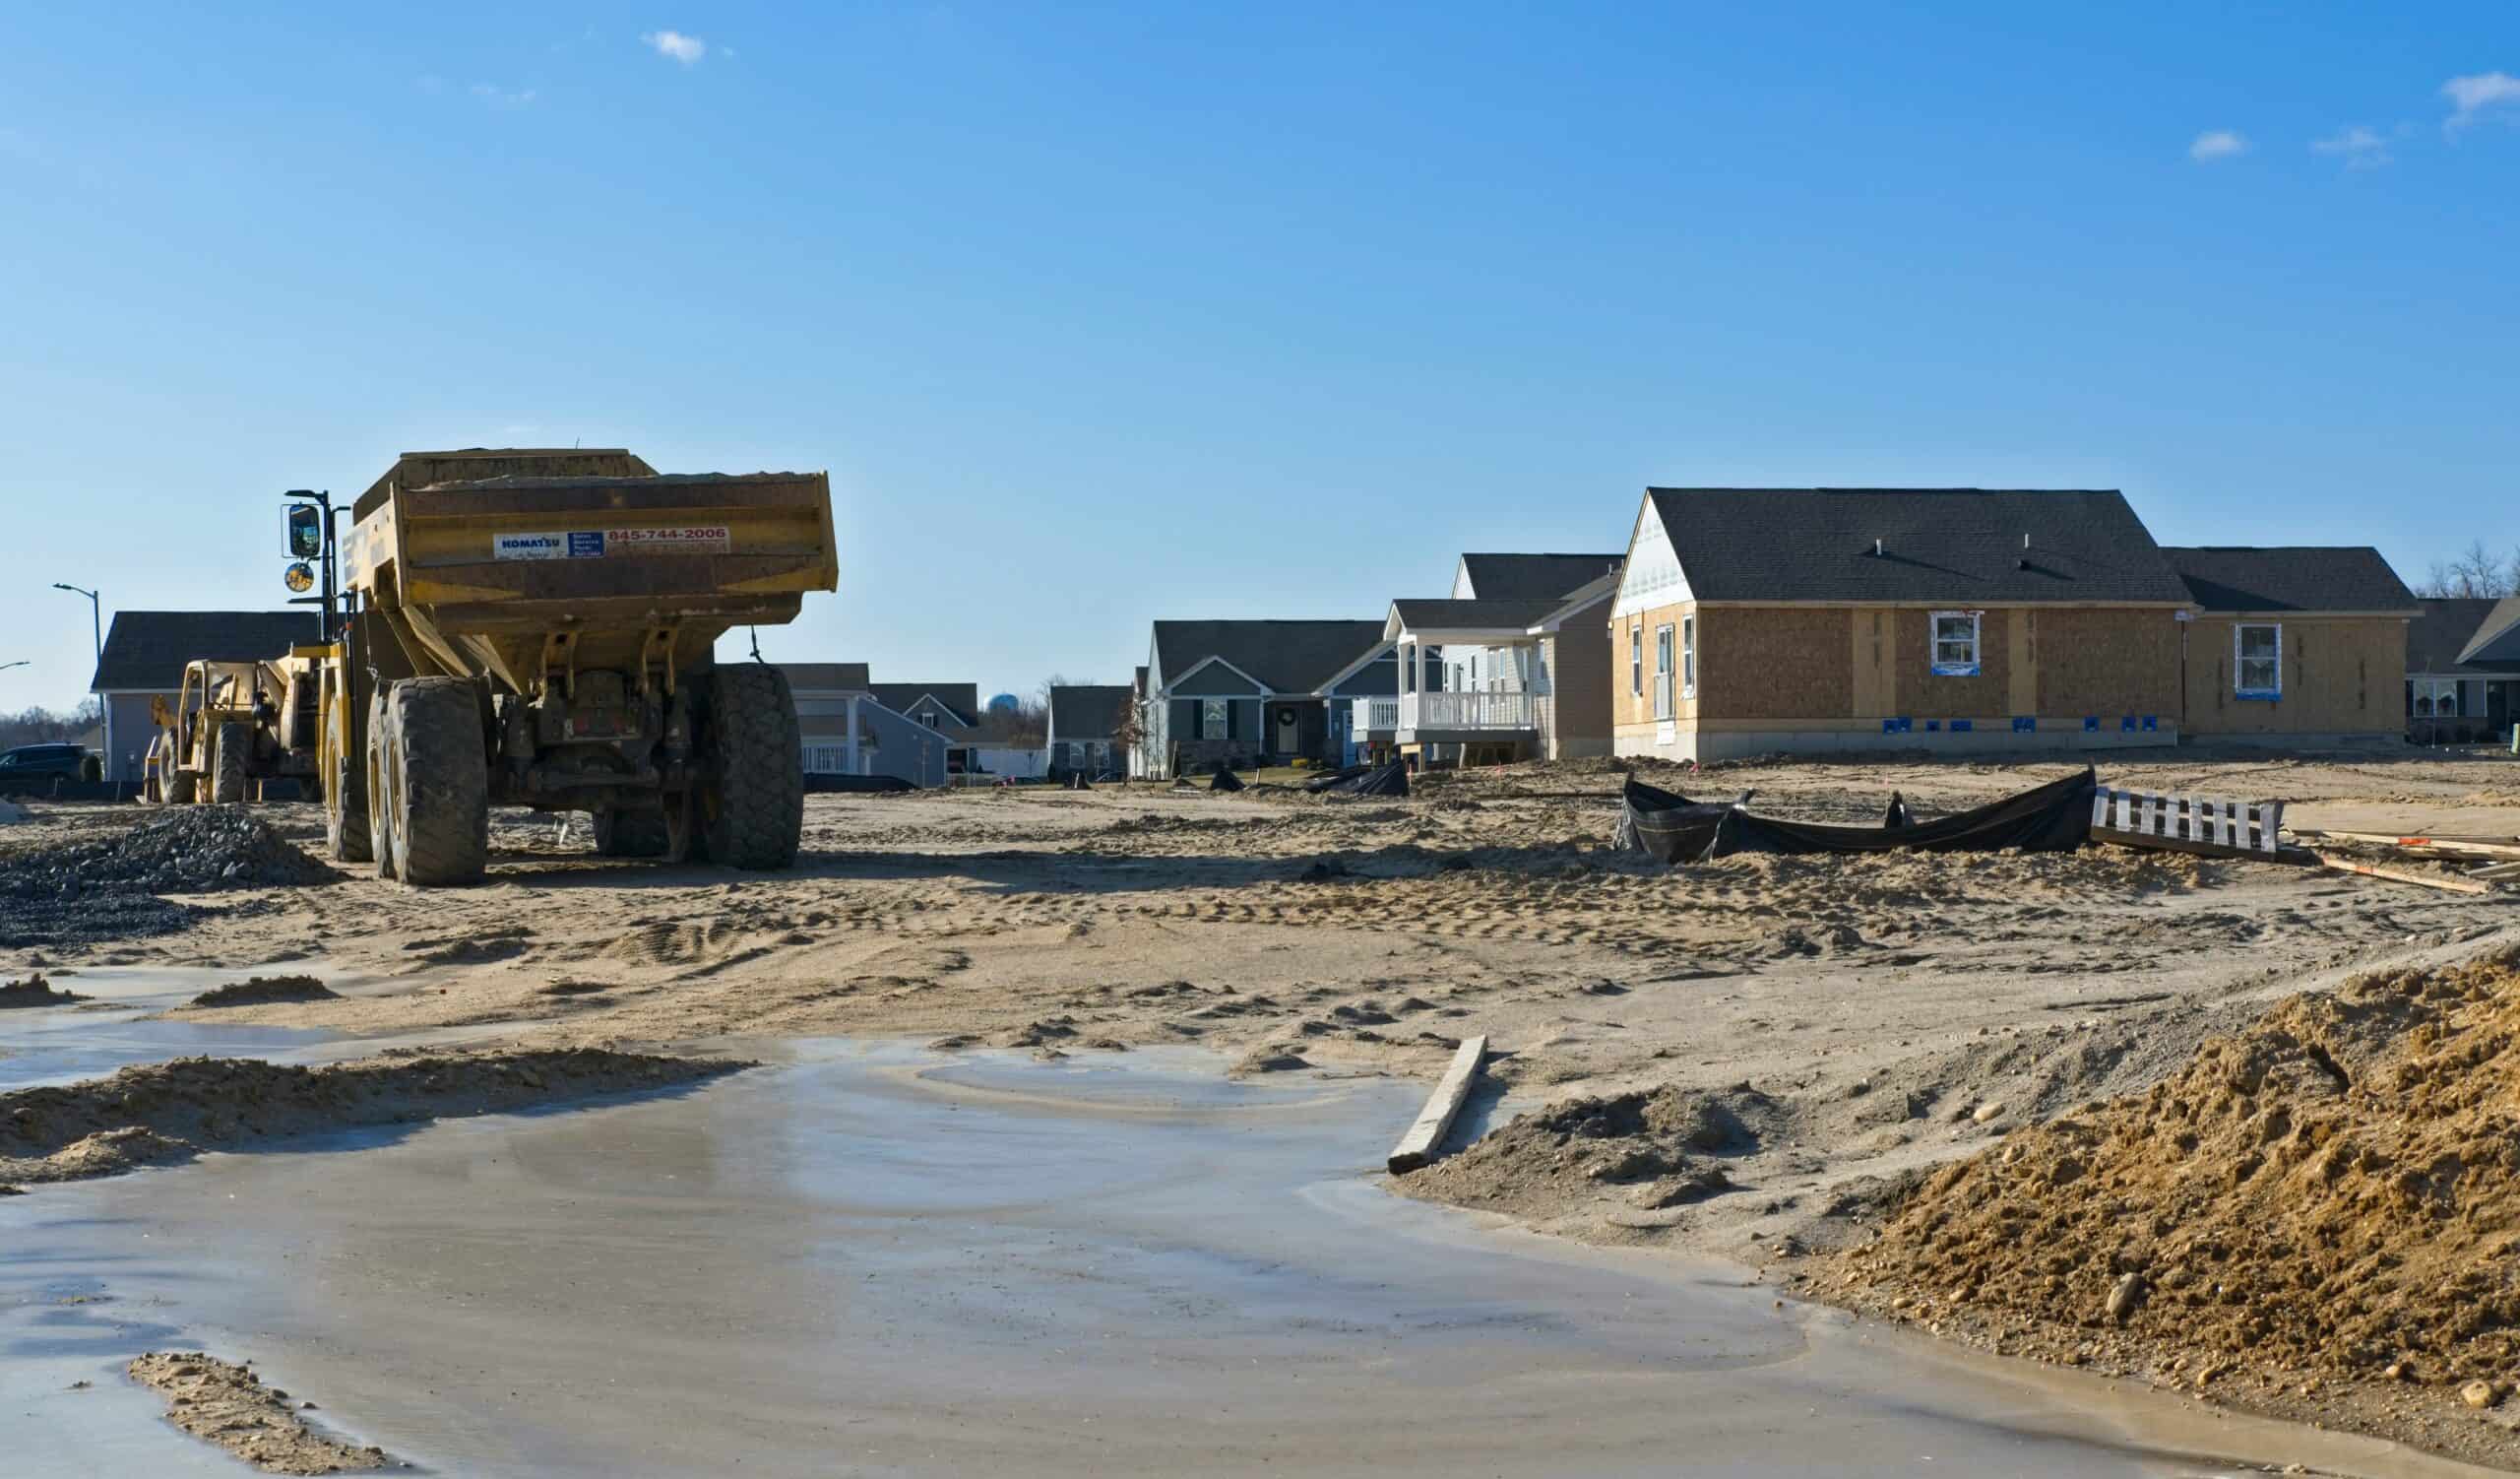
147,653 -> 323,804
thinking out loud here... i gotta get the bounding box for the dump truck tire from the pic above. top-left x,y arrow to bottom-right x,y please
383,678 -> 488,886
325,698 -> 371,864
365,690 -> 398,880
594,809 -> 671,858
698,665 -> 802,870
211,723 -> 251,804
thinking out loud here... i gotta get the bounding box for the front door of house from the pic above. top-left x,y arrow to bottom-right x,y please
1275,705 -> 1299,755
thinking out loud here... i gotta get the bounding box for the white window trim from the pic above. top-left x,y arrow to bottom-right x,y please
1629,625 -> 1643,696
1928,610 -> 1982,677
1680,615 -> 1697,699
1654,622 -> 1675,721
2412,676 -> 2460,717
1201,698 -> 1228,738
2235,622 -> 2283,700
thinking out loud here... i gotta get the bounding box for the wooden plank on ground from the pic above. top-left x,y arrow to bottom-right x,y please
2467,862 -> 2520,881
1387,1035 -> 1488,1175
2293,829 -> 2520,860
2312,852 -> 2494,895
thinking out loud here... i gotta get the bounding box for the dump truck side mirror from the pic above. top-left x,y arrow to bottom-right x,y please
287,503 -> 324,559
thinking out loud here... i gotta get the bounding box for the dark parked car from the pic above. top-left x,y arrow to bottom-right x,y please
0,742 -> 101,783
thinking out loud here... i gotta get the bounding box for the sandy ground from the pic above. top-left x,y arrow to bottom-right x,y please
5,745 -> 2519,1465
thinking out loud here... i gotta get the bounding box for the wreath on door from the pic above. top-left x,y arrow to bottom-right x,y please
1274,706 -> 1300,727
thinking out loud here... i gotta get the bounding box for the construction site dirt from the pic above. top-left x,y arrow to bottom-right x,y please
4,748 -> 2519,1473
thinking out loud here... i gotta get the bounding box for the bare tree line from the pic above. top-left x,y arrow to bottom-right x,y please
2416,541 -> 2520,600
0,699 -> 102,754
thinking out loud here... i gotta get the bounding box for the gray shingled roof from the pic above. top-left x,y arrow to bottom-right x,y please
1152,620 -> 1387,694
2163,547 -> 2417,613
91,611 -> 325,692
1644,488 -> 2193,605
780,662 -> 871,692
1048,684 -> 1132,740
2456,596 -> 2520,673
867,683 -> 981,728
1390,598 -> 1567,633
1458,553 -> 1622,601
2410,598 -> 2503,677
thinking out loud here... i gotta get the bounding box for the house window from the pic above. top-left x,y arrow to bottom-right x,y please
1201,699 -> 1228,738
2412,678 -> 2460,717
1929,611 -> 1981,676
919,709 -> 941,729
1654,623 -> 1675,720
1681,615 -> 1696,699
2236,623 -> 2282,699
1629,626 -> 1643,696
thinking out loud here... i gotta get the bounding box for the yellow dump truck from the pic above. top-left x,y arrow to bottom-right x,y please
303,448 -> 837,886
147,651 -> 325,804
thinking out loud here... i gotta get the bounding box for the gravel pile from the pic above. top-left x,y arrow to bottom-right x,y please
1,806 -> 337,900
0,807 -> 336,949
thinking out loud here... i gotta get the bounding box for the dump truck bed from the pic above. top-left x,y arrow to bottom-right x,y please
346,466 -> 838,693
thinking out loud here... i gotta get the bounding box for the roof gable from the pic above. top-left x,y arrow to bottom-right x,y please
2162,547 -> 2417,613
1644,487 -> 2192,606
92,611 -> 325,692
2457,596 -> 2520,672
866,683 -> 980,729
1149,619 -> 1388,694
2409,598 -> 2502,676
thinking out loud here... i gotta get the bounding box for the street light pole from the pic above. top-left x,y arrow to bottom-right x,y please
52,583 -> 103,780
51,583 -> 100,670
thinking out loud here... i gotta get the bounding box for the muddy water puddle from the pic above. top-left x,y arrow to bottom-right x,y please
1,1041 -> 2500,1477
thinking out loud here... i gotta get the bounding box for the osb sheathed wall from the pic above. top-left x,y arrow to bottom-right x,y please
2184,614 -> 2406,735
1609,604 -> 2187,735
1607,601 -> 1691,731
1889,609 -> 2016,717
2034,609 -> 2182,719
1702,607 -> 1854,719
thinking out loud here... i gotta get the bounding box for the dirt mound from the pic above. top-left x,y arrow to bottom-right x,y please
128,1351 -> 390,1474
1399,1082 -> 1770,1216
1833,947 -> 2520,1395
0,1047 -> 746,1185
184,975 -> 340,1008
0,971 -> 84,1008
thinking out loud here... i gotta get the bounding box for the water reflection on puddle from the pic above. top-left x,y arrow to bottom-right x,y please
0,1041 -> 2496,1478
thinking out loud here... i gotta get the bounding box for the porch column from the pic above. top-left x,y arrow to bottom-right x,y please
845,696 -> 860,772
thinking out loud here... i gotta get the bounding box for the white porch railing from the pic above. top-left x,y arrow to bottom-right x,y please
1352,696 -> 1401,733
1401,690 -> 1538,732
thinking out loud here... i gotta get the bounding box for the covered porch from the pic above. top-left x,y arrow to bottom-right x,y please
1385,600 -> 1557,765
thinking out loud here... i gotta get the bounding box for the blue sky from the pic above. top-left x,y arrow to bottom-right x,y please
2,3 -> 2513,712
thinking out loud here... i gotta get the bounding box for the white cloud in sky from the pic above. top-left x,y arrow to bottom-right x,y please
2312,124 -> 2393,168
2187,129 -> 2250,162
2443,71 -> 2520,133
472,83 -> 538,108
643,30 -> 708,65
